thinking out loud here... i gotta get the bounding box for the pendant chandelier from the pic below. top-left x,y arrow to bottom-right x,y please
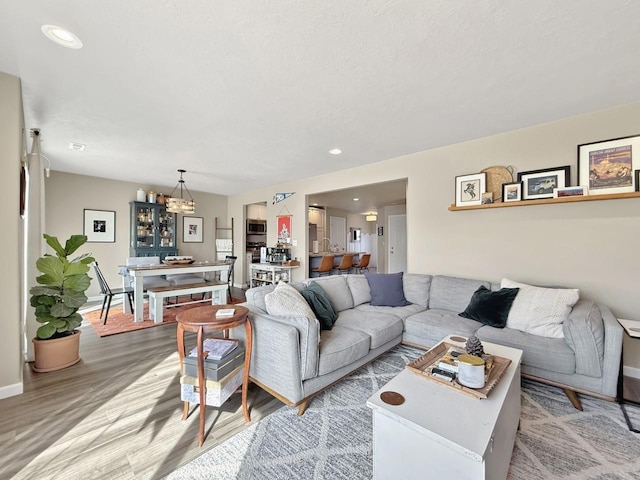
166,169 -> 196,214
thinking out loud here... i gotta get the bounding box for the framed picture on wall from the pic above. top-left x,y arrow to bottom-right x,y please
518,166 -> 570,200
183,216 -> 203,243
502,182 -> 522,203
577,134 -> 639,195
454,172 -> 486,207
277,215 -> 292,244
83,209 -> 115,243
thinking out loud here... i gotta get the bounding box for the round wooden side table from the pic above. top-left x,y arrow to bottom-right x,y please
176,304 -> 252,446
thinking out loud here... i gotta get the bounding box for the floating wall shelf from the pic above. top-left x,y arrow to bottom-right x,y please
448,191 -> 640,211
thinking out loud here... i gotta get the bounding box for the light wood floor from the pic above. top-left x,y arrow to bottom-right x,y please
0,288 -> 285,480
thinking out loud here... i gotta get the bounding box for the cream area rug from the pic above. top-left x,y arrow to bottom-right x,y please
166,345 -> 640,479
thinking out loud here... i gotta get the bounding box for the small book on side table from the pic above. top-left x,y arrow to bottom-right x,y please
216,308 -> 235,318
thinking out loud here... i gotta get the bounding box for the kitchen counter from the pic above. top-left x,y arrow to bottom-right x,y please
308,251 -> 366,257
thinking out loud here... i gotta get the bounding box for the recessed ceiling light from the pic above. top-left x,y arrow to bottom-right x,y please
41,25 -> 83,49
353,198 -> 359,201
69,142 -> 86,152
329,148 -> 342,155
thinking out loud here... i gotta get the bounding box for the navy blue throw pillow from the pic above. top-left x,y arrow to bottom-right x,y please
459,285 -> 519,328
300,281 -> 338,330
364,272 -> 411,307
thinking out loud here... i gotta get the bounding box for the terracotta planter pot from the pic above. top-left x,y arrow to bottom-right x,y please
32,330 -> 81,372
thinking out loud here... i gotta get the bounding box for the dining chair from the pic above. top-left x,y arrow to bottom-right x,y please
92,261 -> 134,325
351,253 -> 371,273
335,253 -> 354,275
311,255 -> 335,277
223,256 -> 237,302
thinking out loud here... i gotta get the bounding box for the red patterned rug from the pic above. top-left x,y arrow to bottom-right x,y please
84,297 -> 244,337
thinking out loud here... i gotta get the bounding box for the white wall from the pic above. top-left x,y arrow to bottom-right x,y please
228,101 -> 640,368
0,73 -> 23,398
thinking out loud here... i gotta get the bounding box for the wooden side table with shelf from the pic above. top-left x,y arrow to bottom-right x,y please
176,304 -> 252,446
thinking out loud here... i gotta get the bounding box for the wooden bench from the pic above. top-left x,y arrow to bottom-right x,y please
147,280 -> 228,323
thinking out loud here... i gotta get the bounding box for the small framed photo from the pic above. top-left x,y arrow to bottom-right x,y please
518,166 -> 570,200
183,216 -> 203,243
553,186 -> 587,198
84,209 -> 115,243
455,173 -> 486,207
578,135 -> 639,195
481,192 -> 493,204
502,182 -> 522,203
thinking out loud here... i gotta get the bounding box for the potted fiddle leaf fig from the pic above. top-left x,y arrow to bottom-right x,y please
30,234 -> 94,372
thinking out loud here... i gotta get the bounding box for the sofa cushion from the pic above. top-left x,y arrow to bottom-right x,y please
335,309 -> 404,349
317,326 -> 370,376
501,278 -> 580,339
355,302 -> 426,320
475,325 -> 576,375
459,285 -> 520,328
403,274 -> 432,308
300,281 -> 338,330
365,272 -> 411,307
265,282 -> 316,323
404,309 -> 483,347
304,276 -> 354,312
346,275 -> 371,307
429,276 -> 491,312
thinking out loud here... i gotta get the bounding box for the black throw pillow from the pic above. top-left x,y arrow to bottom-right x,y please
300,281 -> 338,330
459,285 -> 519,328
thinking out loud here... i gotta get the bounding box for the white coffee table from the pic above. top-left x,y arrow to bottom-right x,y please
367,335 -> 523,480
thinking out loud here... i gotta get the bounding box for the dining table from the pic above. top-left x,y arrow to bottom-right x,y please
120,261 -> 229,322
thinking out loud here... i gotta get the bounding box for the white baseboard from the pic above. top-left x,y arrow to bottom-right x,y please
0,382 -> 23,399
623,365 -> 640,379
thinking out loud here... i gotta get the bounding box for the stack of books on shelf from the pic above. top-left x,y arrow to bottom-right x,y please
180,338 -> 245,407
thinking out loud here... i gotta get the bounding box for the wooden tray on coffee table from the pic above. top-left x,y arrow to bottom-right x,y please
406,341 -> 511,399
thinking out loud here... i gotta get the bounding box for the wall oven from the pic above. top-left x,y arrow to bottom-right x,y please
247,219 -> 267,234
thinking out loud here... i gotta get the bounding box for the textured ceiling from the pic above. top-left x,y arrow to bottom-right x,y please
1,1 -> 639,196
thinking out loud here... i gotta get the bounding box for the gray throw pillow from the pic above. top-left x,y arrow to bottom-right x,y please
364,272 -> 411,307
301,281 -> 338,330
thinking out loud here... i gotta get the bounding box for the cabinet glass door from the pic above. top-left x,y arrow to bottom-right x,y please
158,209 -> 176,248
135,205 -> 155,248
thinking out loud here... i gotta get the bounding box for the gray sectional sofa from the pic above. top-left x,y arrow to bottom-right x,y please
234,273 -> 622,414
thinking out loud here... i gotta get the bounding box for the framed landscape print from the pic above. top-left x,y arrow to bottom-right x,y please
84,209 -> 115,243
455,172 -> 486,207
554,186 -> 587,198
518,166 -> 570,200
502,182 -> 522,203
183,216 -> 203,243
578,134 -> 639,195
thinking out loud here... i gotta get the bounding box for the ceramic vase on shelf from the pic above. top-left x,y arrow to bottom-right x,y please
136,188 -> 146,202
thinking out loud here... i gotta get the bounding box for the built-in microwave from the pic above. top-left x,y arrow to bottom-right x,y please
247,219 -> 267,234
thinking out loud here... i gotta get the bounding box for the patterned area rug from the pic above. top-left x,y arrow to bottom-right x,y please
84,297 -> 244,337
167,345 -> 640,480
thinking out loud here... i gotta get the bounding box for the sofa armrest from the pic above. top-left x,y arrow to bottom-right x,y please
598,303 -> 623,396
231,311 -> 320,404
563,300 -> 605,377
563,300 -> 622,387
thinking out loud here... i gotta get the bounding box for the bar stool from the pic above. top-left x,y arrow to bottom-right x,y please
351,253 -> 371,273
335,253 -> 354,274
312,255 -> 335,276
